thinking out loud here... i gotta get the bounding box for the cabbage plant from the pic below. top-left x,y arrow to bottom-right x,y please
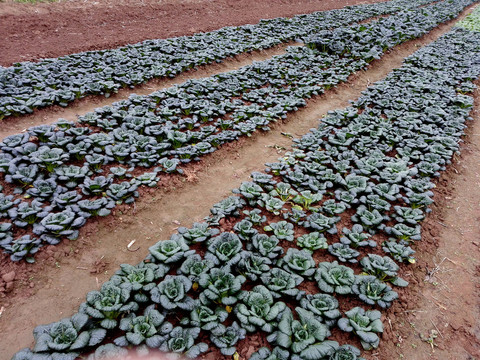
315,261 -> 355,294
267,307 -> 337,358
235,285 -> 286,332
150,275 -> 196,311
80,282 -> 139,329
114,305 -> 172,347
338,307 -> 383,350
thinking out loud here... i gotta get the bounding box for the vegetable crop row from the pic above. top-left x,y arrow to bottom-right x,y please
12,19 -> 480,360
0,0 -> 474,263
0,0 -> 437,119
456,2 -> 480,31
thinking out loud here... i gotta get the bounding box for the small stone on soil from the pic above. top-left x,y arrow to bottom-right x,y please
1,271 -> 15,283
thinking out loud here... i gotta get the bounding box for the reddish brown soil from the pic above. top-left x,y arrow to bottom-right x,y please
0,0 -> 383,66
0,1 -> 479,360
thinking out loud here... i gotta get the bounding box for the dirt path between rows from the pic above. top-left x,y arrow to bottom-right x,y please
0,42 -> 300,141
0,0 -> 384,66
0,6 -> 478,359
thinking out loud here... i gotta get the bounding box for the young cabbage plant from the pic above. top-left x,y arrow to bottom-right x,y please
384,223 -> 422,241
267,307 -> 337,358
209,322 -> 246,356
315,261 -> 356,294
320,195 -> 348,215
80,281 -> 139,329
148,234 -> 194,264
299,293 -> 341,328
132,171 -> 160,187
8,200 -> 51,228
2,235 -> 42,263
52,190 -> 82,209
279,248 -> 316,278
260,267 -> 304,299
232,181 -> 265,205
247,234 -> 283,260
6,164 -> 40,187
205,232 -> 243,268
296,232 -> 328,252
264,219 -> 296,241
158,327 -> 208,359
338,307 -> 383,350
257,194 -> 285,215
250,347 -> 290,360
209,196 -> 246,224
0,194 -> 20,217
80,176 -> 113,196
198,267 -> 246,306
30,146 -> 69,173
233,219 -> 259,240
34,209 -> 86,244
360,254 -> 408,286
235,285 -> 286,333
242,209 -> 267,225
393,206 -> 425,225
303,212 -> 339,234
178,254 -> 215,282
351,205 -> 385,232
55,165 -> 90,189
114,305 -> 172,348
150,275 -> 196,311
177,222 -> 220,244
269,182 -> 298,202
30,313 -> 106,357
27,178 -> 66,200
340,224 -> 376,248
292,190 -> 323,210
352,275 -> 398,308
184,304 -> 228,331
328,243 -> 360,264
76,198 -> 115,218
106,182 -> 139,204
110,262 -> 169,303
236,251 -> 272,281
328,344 -> 366,360
382,240 -> 416,264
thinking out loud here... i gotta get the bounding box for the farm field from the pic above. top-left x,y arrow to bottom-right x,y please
0,0 -> 480,360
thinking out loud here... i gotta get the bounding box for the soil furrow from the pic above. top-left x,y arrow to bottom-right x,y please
0,5 -> 477,359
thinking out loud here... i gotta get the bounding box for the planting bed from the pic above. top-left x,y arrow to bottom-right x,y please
1,1 -> 480,360
0,0 -> 434,119
0,0 -> 472,263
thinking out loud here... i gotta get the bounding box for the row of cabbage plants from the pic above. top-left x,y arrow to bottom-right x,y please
0,0 -> 474,263
0,0 -> 437,119
456,2 -> 480,30
12,21 -> 480,360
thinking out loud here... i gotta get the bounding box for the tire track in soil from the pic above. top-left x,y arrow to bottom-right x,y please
0,42 -> 301,141
0,6 -> 477,359
371,81 -> 480,360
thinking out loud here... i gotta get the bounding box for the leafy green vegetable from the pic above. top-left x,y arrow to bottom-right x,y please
150,275 -> 196,311
236,285 -> 286,332
338,307 -> 383,350
315,261 -> 356,294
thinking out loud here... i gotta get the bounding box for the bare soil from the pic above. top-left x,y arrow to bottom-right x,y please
0,1 -> 479,360
0,0 -> 383,66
